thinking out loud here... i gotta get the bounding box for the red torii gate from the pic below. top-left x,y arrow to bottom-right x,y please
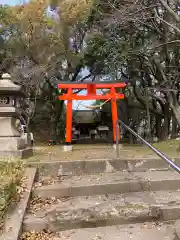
58,82 -> 126,146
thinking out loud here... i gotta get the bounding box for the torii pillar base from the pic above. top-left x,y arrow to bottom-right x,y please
113,144 -> 123,150
63,145 -> 73,152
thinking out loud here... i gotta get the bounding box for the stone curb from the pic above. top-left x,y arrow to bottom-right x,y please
23,204 -> 180,233
23,222 -> 178,239
174,220 -> 180,239
23,210 -> 155,232
26,157 -> 180,177
0,168 -> 37,240
0,148 -> 33,159
34,178 -> 180,199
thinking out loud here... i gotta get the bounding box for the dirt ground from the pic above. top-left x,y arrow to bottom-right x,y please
27,139 -> 180,162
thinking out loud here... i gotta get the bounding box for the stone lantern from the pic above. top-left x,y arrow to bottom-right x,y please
0,73 -> 33,158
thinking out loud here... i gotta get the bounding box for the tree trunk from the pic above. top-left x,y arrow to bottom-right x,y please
156,103 -> 170,141
171,116 -> 177,139
156,115 -> 162,140
129,133 -> 134,144
50,112 -> 56,141
171,105 -> 180,127
168,92 -> 180,127
160,104 -> 170,140
160,115 -> 170,141
55,100 -> 65,142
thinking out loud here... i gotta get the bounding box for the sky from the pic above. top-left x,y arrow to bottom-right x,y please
0,0 -> 24,5
1,0 -> 95,110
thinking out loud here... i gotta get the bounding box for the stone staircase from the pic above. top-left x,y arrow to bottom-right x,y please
23,157 -> 180,239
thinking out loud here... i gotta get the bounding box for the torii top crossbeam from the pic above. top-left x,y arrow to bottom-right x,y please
58,82 -> 126,100
58,81 -> 126,146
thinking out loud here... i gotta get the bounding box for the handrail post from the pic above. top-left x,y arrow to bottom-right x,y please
116,120 -> 120,159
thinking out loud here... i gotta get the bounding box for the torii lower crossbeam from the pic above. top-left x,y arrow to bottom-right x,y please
58,82 -> 126,148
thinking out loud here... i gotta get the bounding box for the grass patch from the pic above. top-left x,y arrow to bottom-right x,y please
154,139 -> 180,151
0,160 -> 24,230
26,139 -> 180,162
139,139 -> 180,157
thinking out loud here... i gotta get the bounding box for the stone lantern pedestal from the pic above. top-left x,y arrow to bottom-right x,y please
0,73 -> 33,159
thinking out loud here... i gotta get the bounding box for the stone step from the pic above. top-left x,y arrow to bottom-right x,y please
27,157 -> 180,177
24,190 -> 180,232
34,170 -> 180,199
26,222 -> 176,240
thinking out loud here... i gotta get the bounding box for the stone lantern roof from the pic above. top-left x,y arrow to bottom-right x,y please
0,73 -> 27,96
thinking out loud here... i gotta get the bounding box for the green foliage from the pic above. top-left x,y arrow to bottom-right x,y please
84,31 -> 132,77
0,5 -> 12,26
0,161 -> 24,229
1,0 -> 180,138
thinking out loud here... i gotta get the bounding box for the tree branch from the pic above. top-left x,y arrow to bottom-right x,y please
153,40 -> 180,49
155,11 -> 180,35
158,0 -> 180,22
78,73 -> 91,82
133,86 -> 161,115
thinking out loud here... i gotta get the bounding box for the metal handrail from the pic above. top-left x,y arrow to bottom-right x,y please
118,119 -> 180,174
